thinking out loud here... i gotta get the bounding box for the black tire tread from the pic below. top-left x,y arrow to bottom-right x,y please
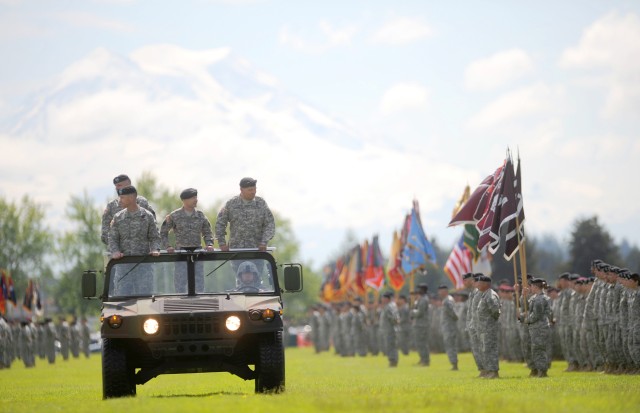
102,338 -> 135,399
255,331 -> 285,393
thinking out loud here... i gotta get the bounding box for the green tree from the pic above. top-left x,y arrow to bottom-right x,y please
55,191 -> 103,316
0,195 -> 54,303
568,216 -> 621,276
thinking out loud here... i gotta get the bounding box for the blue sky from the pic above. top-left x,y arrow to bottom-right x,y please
1,0 -> 639,268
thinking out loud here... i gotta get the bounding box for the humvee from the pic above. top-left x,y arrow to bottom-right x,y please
82,249 -> 303,399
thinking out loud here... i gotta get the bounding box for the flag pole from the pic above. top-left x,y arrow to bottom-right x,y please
512,252 -> 520,319
516,216 -> 528,312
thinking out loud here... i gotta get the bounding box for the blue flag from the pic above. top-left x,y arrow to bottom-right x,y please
401,207 -> 437,274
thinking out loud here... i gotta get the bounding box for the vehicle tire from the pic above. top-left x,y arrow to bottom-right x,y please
102,338 -> 136,399
255,331 -> 285,394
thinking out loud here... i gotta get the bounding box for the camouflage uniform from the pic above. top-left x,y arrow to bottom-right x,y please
467,288 -> 484,372
413,293 -> 431,366
311,308 -> 322,353
0,317 -> 11,368
605,281 -> 623,371
339,306 -> 354,357
58,320 -> 70,361
19,322 -> 35,367
380,299 -> 400,366
397,302 -> 411,355
477,288 -> 501,375
584,280 -> 604,369
571,291 -> 587,368
101,196 -> 155,245
527,292 -> 551,375
81,320 -> 91,358
108,207 -> 161,296
70,320 -> 81,358
351,306 -> 368,357
215,196 -> 275,249
366,304 -> 380,355
629,288 -> 640,367
559,286 -> 577,368
441,294 -> 459,368
44,319 -> 56,364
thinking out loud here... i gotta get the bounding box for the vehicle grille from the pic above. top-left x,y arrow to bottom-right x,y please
161,314 -> 220,337
162,298 -> 220,312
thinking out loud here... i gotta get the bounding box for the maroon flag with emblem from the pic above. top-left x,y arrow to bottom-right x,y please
502,156 -> 525,260
475,161 -> 507,251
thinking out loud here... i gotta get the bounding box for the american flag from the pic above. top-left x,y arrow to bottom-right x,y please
444,233 -> 472,288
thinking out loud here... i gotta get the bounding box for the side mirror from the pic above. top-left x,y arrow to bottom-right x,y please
82,270 -> 97,299
283,264 -> 303,292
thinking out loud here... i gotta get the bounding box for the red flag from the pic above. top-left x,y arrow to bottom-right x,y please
448,168 -> 502,227
476,160 -> 507,251
502,156 -> 526,259
387,230 -> 405,291
365,235 -> 385,291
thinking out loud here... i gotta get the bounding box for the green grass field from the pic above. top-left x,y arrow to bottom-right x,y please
2,348 -> 640,413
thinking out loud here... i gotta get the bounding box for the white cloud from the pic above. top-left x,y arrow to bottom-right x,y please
54,11 -> 135,33
465,49 -> 534,91
279,20 -> 357,53
467,82 -> 564,129
372,17 -> 432,45
560,11 -> 640,118
378,82 -> 428,115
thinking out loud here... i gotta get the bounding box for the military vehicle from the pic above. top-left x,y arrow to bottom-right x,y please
82,249 -> 303,399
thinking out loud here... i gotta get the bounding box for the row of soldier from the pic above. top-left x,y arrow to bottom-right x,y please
0,316 -> 91,369
309,261 -> 640,378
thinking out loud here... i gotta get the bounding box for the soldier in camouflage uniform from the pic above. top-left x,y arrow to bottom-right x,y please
571,278 -> 588,370
20,320 -> 36,367
101,174 -> 155,246
215,177 -> 275,251
627,272 -> 640,370
0,315 -> 11,368
476,275 -> 501,379
584,262 -> 604,370
108,186 -> 161,296
352,301 -> 368,357
465,273 -> 484,375
44,317 -> 56,364
524,278 -> 551,377
81,317 -> 91,358
618,271 -> 634,372
366,300 -> 380,355
58,316 -> 70,361
397,295 -> 411,356
605,267 -> 623,373
339,302 -> 354,357
70,317 -> 81,358
379,292 -> 400,367
438,286 -> 459,370
161,188 -> 214,293
330,303 -> 342,355
412,284 -> 431,366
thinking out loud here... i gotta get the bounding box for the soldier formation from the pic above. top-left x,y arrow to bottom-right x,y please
308,259 -> 640,378
0,315 -> 92,369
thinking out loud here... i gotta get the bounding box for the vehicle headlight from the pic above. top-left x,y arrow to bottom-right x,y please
107,315 -> 123,329
143,318 -> 159,335
225,315 -> 241,332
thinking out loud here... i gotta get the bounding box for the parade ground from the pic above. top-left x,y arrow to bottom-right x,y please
2,348 -> 639,413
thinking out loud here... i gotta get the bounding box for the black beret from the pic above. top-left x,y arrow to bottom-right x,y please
476,275 -> 491,282
382,291 -> 394,299
239,177 -> 257,188
530,278 -> 545,284
559,272 -> 570,280
180,188 -> 198,200
113,174 -> 130,184
630,273 -> 640,282
568,273 -> 580,281
117,185 -> 137,196
462,273 -> 474,280
438,285 -> 449,290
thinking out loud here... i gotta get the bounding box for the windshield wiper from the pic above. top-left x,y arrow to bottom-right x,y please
204,253 -> 238,277
115,254 -> 150,284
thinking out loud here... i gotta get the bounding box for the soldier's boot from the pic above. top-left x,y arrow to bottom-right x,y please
451,363 -> 458,371
389,360 -> 398,368
537,370 -> 548,378
529,369 -> 538,377
478,370 -> 487,378
485,371 -> 499,379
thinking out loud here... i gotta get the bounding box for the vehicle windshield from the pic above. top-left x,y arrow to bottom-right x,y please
106,257 -> 275,298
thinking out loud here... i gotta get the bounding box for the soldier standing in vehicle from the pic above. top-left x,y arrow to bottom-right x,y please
160,188 -> 214,292
108,185 -> 161,295
215,177 -> 275,251
101,174 -> 155,246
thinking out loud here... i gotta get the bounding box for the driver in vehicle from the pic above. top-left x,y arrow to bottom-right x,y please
235,261 -> 263,292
